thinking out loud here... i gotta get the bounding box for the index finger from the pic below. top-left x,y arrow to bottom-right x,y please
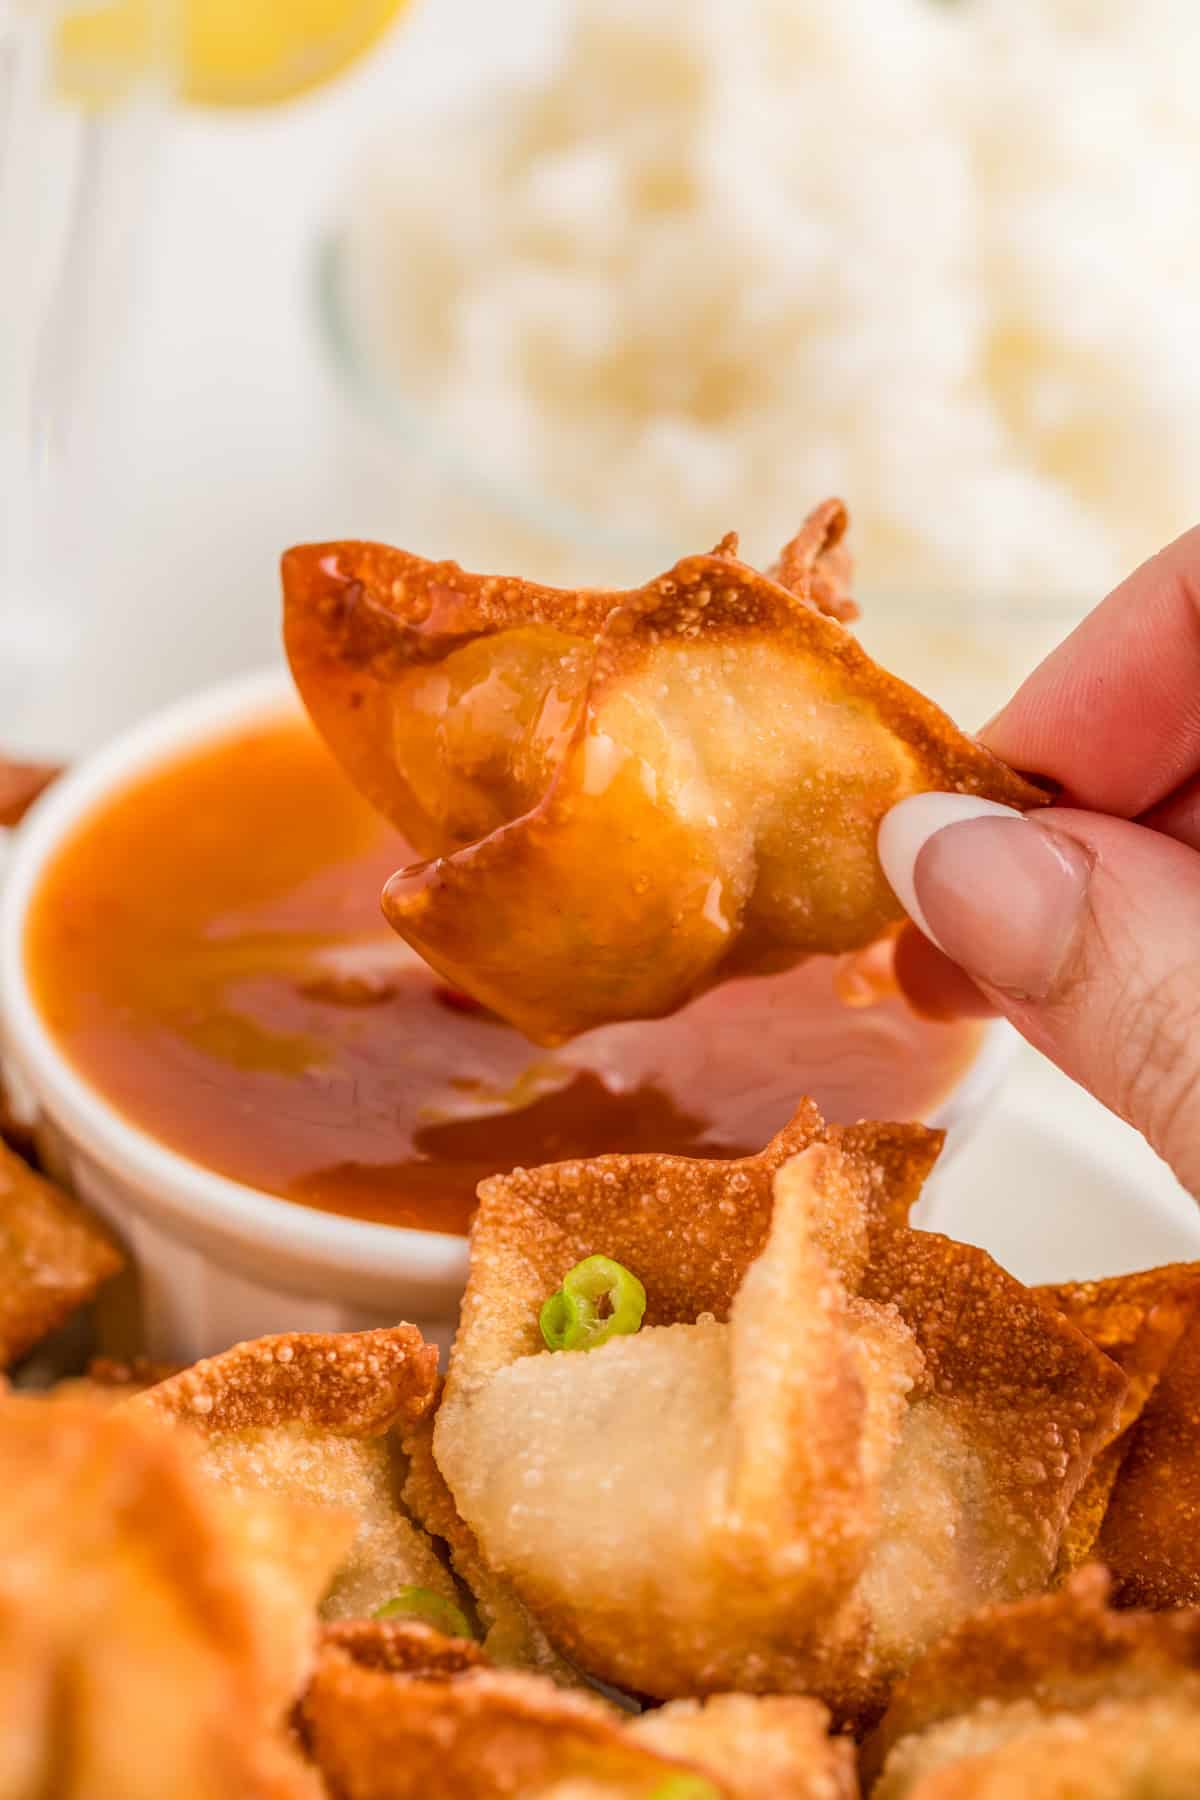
981,524 -> 1200,816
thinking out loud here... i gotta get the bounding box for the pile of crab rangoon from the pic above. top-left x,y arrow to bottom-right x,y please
5,505 -> 1200,1799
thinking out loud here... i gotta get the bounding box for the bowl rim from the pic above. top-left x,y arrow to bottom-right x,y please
0,666 -> 469,1290
0,664 -> 1014,1289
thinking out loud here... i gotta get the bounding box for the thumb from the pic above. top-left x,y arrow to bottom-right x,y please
878,795 -> 1200,1196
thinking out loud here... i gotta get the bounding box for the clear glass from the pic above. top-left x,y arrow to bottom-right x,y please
0,0 -> 174,756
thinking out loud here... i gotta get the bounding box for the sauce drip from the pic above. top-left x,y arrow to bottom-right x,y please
26,716 -> 982,1234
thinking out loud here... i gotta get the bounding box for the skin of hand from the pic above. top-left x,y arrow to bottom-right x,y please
877,524 -> 1200,1197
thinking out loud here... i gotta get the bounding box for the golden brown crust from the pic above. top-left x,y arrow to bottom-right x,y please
0,1392 -> 345,1798
301,1657 -> 711,1799
283,504 -> 1045,1042
864,1568 -> 1200,1791
872,1697 -> 1200,1799
320,1616 -> 487,1677
1088,1295 -> 1200,1606
133,1327 -> 448,1626
402,1402 -> 585,1685
447,1100 -> 828,1399
1040,1267 -> 1200,1434
434,1104 -> 1123,1719
1039,1266 -> 1200,1578
767,497 -> 860,622
139,1325 -> 439,1434
632,1694 -> 859,1800
0,1140 -> 123,1368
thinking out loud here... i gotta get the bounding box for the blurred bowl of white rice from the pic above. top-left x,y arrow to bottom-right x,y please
316,0 -> 1200,705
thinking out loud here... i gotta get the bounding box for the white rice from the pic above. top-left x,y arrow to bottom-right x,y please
342,0 -> 1200,597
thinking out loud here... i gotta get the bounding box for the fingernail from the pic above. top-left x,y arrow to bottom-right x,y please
878,794 -> 1090,1000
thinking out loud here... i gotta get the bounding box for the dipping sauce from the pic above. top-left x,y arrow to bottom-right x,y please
26,715 -> 983,1234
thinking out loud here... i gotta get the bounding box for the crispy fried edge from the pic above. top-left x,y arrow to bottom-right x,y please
1038,1266 -> 1200,1578
632,1694 -> 859,1800
285,507 -> 1046,1040
135,1326 -> 439,1435
0,1140 -> 123,1368
283,504 -> 1042,825
767,496 -> 860,622
319,1615 -> 488,1677
843,1120 -> 1127,1581
862,1567 -> 1200,1787
300,1655 -> 717,1799
402,1399 -> 586,1686
0,1392 -> 349,1797
437,1102 -> 1123,1716
1089,1294 -> 1200,1607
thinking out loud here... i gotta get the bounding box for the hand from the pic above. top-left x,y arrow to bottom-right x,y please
877,526 -> 1200,1195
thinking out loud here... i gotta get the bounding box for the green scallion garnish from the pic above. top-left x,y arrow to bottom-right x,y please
649,1776 -> 722,1800
539,1254 -> 646,1352
373,1586 -> 474,1639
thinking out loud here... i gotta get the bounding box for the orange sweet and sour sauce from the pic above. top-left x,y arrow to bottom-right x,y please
26,715 -> 982,1235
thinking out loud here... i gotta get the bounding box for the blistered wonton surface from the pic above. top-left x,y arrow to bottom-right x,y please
866,1567 -> 1200,1798
0,1392 -> 348,1799
1044,1265 -> 1200,1608
1040,1266 -> 1200,1585
282,503 -> 1044,1041
134,1326 -> 446,1621
629,1694 -> 858,1800
0,1140 -> 123,1370
402,1397 -> 584,1685
433,1101 -> 1124,1722
301,1631 -> 855,1800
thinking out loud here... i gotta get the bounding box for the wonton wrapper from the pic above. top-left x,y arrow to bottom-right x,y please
628,1695 -> 858,1800
134,1326 -> 447,1620
0,1391 -> 350,1799
0,1140 -> 123,1369
1045,1265 -> 1200,1608
301,1642 -> 855,1800
282,503 -> 1044,1041
1039,1266 -> 1200,1581
433,1102 -> 1124,1722
402,1398 -> 585,1686
320,1614 -> 489,1677
866,1567 -> 1200,1798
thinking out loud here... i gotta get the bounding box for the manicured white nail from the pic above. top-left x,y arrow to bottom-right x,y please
877,793 -> 1026,947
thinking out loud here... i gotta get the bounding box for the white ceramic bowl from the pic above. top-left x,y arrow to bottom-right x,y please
0,668 -> 1015,1363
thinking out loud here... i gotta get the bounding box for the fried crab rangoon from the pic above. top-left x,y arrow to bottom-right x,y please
864,1567 -> 1200,1798
282,503 -> 1045,1042
132,1325 -> 451,1623
432,1101 -> 1125,1723
401,1398 -> 586,1685
0,1392 -> 352,1799
0,1140 -> 123,1370
300,1619 -> 857,1800
1042,1264 -> 1200,1606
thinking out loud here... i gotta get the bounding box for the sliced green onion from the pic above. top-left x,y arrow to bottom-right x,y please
373,1586 -> 474,1639
538,1287 -> 575,1350
539,1254 -> 646,1352
648,1777 -> 722,1800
